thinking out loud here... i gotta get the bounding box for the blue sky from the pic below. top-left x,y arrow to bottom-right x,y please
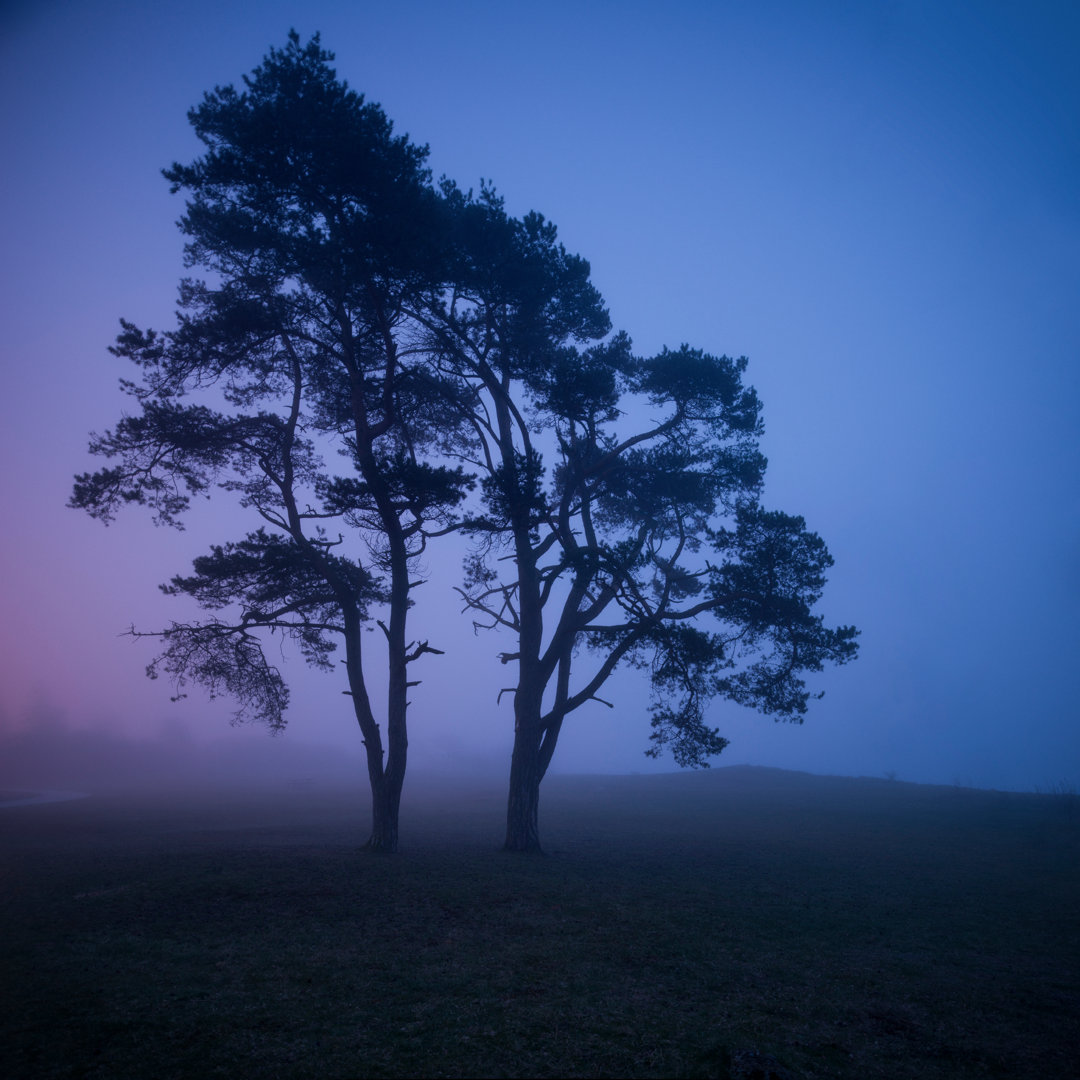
1,0 -> 1078,789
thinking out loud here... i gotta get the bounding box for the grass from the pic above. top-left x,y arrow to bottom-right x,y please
2,766 -> 1078,1079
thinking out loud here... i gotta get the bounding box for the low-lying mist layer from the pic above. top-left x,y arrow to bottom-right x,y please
2,767 -> 1077,1079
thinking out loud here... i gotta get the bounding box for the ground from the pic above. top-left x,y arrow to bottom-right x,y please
2,766 -> 1077,1078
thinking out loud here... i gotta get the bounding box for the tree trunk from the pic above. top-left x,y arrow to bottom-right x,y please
364,774 -> 400,853
504,723 -> 543,852
376,726 -> 406,854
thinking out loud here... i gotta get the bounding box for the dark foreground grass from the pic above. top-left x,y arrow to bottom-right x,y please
2,767 -> 1078,1079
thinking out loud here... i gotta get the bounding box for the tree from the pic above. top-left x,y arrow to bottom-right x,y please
70,33 -> 472,852
424,190 -> 860,851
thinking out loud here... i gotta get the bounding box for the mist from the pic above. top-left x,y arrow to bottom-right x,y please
2,1 -> 1078,797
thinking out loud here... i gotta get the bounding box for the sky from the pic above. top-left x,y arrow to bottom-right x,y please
1,0 -> 1078,792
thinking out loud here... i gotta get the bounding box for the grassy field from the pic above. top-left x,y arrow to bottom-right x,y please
2,766 -> 1078,1079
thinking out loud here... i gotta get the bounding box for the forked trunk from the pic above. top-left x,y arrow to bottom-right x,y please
355,688 -> 404,853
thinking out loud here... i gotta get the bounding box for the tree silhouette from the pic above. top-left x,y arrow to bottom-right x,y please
424,189 -> 859,850
70,33 -> 471,851
73,32 -> 858,854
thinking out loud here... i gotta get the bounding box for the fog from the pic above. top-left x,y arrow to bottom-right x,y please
2,1 -> 1078,797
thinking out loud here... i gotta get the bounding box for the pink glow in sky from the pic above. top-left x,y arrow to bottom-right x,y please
1,0 -> 1078,791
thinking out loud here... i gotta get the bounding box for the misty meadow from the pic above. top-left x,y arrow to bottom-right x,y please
3,767 -> 1078,1079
